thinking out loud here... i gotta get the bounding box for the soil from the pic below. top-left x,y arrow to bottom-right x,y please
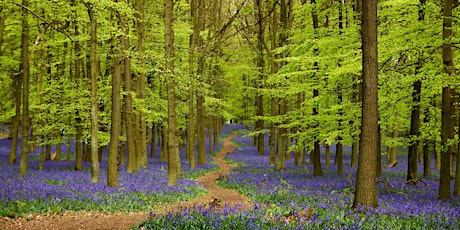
0,133 -> 251,230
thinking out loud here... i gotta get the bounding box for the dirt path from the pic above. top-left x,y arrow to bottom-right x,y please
0,133 -> 250,230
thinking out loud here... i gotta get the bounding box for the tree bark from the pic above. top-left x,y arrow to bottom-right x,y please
311,0 -> 322,177
19,0 -> 30,175
120,9 -> 137,173
74,0 -> 83,170
165,0 -> 178,186
87,3 -> 100,183
439,0 -> 454,200
407,80 -> 421,182
108,1 -> 123,187
277,101 -> 286,171
353,0 -> 379,208
255,0 -> 265,156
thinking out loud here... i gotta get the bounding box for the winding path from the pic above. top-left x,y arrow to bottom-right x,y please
0,133 -> 250,230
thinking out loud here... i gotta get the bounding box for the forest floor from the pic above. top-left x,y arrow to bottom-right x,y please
0,133 -> 252,230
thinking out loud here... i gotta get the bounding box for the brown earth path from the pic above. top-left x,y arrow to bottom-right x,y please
0,133 -> 251,230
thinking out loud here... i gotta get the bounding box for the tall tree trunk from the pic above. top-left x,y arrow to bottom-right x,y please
208,116 -> 213,154
195,0 -> 207,165
336,0 -> 345,175
165,0 -> 177,186
269,97 -> 277,166
74,0 -> 83,171
19,0 -> 30,175
255,0 -> 265,156
269,2 -> 279,167
407,0 -> 426,183
277,102 -> 286,171
9,74 -> 21,164
187,0 -> 202,169
197,94 -> 206,164
108,2 -> 122,187
120,10 -> 137,173
150,124 -> 156,158
407,80 -> 421,182
87,3 -> 100,183
9,5 -> 23,163
38,30 -> 46,171
353,0 -> 378,208
439,0 -> 454,200
311,0 -> 322,177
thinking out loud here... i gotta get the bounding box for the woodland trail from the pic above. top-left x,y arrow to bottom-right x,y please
0,133 -> 251,230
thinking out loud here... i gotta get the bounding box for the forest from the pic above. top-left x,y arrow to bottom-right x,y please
0,0 -> 460,229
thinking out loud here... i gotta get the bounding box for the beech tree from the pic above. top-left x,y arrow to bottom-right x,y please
353,0 -> 379,208
165,0 -> 178,186
18,0 -> 30,175
439,0 -> 454,200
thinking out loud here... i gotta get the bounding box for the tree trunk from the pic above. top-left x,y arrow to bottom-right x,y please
277,102 -> 286,171
311,0 -> 322,177
351,142 -> 357,167
197,96 -> 206,164
108,3 -> 122,187
19,0 -> 30,175
120,10 -> 137,173
269,97 -> 277,166
213,117 -> 219,147
255,0 -> 265,156
353,0 -> 378,208
269,3 -> 278,166
9,76 -> 21,164
439,0 -> 454,200
87,3 -> 100,183
407,80 -> 421,182
74,0 -> 83,170
161,124 -> 168,162
187,0 -> 202,169
150,124 -> 156,158
208,116 -> 213,154
165,0 -> 177,186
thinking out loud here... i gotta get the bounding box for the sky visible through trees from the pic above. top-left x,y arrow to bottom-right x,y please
0,0 -> 460,227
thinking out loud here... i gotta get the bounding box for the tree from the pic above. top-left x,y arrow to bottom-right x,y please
165,0 -> 178,186
120,5 -> 137,173
107,0 -> 124,188
353,0 -> 378,208
439,0 -> 454,201
18,0 -> 30,175
86,2 -> 100,183
9,3 -> 23,165
187,0 -> 203,169
255,0 -> 265,156
135,0 -> 148,169
311,0 -> 322,177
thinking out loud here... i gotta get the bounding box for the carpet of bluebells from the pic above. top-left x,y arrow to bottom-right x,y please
0,128 -> 221,216
137,124 -> 460,229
